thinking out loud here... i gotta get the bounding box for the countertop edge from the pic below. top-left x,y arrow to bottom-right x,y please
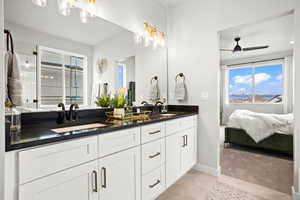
6,113 -> 198,152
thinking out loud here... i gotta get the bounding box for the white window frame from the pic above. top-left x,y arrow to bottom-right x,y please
37,45 -> 88,108
225,59 -> 286,105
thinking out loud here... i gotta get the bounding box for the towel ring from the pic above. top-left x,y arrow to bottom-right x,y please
175,73 -> 185,82
151,76 -> 158,84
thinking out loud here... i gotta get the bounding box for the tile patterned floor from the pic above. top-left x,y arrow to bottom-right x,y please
158,170 -> 292,200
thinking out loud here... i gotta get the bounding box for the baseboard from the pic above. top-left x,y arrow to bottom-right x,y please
193,164 -> 221,176
293,187 -> 300,200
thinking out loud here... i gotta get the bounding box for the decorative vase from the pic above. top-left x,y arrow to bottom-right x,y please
113,108 -> 125,118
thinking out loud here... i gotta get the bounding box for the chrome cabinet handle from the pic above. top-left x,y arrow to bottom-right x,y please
149,152 -> 161,159
148,130 -> 160,135
149,179 -> 161,188
101,167 -> 107,188
92,170 -> 98,192
182,135 -> 186,147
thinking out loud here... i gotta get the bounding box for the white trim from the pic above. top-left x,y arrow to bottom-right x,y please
193,164 -> 221,177
293,187 -> 300,200
37,45 -> 88,107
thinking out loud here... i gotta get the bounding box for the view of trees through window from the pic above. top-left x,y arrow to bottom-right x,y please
228,63 -> 283,104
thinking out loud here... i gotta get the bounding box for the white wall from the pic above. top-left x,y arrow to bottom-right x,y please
4,22 -> 94,105
293,1 -> 300,196
167,0 -> 295,176
92,31 -> 168,105
94,0 -> 166,34
0,0 -> 5,198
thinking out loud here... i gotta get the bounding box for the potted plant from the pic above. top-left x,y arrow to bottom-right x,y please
95,94 -> 111,108
112,93 -> 126,118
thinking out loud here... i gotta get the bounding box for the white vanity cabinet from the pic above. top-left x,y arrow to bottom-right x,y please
165,116 -> 197,188
98,147 -> 141,200
6,115 -> 197,200
19,161 -> 99,200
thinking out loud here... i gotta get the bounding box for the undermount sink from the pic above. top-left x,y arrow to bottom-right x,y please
51,123 -> 108,134
158,113 -> 177,117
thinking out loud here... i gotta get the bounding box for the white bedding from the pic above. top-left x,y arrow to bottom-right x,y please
227,110 -> 294,143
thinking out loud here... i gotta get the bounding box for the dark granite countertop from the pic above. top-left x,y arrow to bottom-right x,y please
6,110 -> 198,151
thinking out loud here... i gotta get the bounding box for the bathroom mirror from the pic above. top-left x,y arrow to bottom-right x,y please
4,0 -> 168,112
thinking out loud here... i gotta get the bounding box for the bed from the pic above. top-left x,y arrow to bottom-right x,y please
225,110 -> 294,156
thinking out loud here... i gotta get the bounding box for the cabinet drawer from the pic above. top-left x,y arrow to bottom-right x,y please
142,165 -> 165,200
98,128 -> 140,157
141,138 -> 165,175
141,123 -> 165,144
19,136 -> 98,184
166,116 -> 196,136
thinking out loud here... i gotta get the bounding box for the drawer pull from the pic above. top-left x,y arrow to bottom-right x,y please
92,170 -> 98,192
101,167 -> 107,188
182,135 -> 186,147
149,152 -> 161,159
148,130 -> 161,135
149,179 -> 161,188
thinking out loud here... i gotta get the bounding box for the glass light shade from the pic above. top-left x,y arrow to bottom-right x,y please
57,0 -> 72,16
87,2 -> 96,17
134,34 -> 143,45
32,0 -> 47,7
80,9 -> 89,23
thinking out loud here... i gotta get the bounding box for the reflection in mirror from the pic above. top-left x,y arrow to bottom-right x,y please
4,0 -> 167,113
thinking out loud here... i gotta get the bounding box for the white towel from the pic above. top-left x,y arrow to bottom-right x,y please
175,78 -> 186,101
5,52 -> 23,106
150,80 -> 160,102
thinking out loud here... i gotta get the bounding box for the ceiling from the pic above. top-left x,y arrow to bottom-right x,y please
156,0 -> 186,7
220,14 -> 294,62
4,0 -> 128,46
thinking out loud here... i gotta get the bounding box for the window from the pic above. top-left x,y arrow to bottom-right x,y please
227,60 -> 284,104
115,63 -> 127,89
38,46 -> 87,107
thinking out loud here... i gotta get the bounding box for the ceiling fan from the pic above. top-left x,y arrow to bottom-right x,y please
220,37 -> 269,53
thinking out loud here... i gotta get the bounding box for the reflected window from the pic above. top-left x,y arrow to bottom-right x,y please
116,63 -> 126,89
39,46 -> 87,107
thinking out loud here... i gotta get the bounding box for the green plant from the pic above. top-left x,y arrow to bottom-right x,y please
95,94 -> 111,107
112,93 -> 126,108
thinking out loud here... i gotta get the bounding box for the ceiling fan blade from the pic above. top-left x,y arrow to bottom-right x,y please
220,49 -> 233,52
242,45 -> 269,51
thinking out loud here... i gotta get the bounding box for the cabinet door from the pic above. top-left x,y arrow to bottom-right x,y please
181,128 -> 197,174
98,147 -> 141,200
165,133 -> 182,188
19,161 -> 99,200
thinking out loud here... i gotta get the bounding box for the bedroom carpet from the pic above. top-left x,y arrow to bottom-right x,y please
221,146 -> 293,194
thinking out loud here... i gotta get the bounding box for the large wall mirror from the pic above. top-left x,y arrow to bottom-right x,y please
4,0 -> 168,112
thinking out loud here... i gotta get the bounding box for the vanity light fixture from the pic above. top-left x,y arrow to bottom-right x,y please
32,0 -> 47,7
33,0 -> 96,23
135,23 -> 167,49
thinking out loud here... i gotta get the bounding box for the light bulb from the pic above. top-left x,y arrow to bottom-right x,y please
87,2 -> 96,17
80,9 -> 89,23
144,36 -> 151,47
32,0 -> 47,7
57,0 -> 72,16
134,33 -> 143,45
25,60 -> 30,69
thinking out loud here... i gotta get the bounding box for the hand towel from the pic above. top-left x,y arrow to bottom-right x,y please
5,52 -> 23,106
175,78 -> 186,101
150,79 -> 160,102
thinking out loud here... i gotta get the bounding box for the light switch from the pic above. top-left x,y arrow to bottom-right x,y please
200,92 -> 209,100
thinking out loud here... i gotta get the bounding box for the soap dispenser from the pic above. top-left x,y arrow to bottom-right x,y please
161,97 -> 168,113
